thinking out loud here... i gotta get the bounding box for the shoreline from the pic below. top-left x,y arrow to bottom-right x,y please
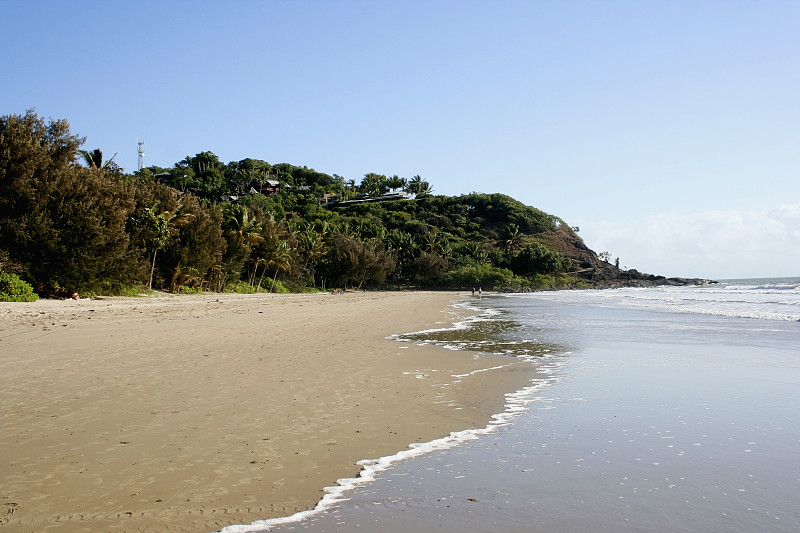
1,291 -> 536,532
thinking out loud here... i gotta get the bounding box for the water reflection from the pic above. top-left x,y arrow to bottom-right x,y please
394,310 -> 567,359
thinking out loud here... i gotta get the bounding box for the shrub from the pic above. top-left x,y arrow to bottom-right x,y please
525,273 -> 583,291
446,265 -> 524,290
0,271 -> 39,302
90,280 -> 146,297
224,281 -> 256,294
262,279 -> 290,293
178,285 -> 204,294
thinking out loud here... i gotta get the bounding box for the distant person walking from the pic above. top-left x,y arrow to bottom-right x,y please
478,286 -> 482,298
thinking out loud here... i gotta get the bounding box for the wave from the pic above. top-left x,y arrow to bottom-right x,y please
511,278 -> 800,322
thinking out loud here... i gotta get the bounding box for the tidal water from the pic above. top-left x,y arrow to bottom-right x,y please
223,278 -> 800,533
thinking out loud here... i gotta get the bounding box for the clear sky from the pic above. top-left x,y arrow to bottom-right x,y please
3,0 -> 798,279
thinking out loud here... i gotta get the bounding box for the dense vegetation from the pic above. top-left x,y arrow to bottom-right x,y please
1,110 -> 607,298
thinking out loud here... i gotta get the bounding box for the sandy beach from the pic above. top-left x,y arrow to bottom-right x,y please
0,291 -> 533,532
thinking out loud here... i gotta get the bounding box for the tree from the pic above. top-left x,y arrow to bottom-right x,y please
457,241 -> 487,265
0,111 -> 136,293
385,229 -> 416,281
260,240 -> 293,292
155,197 -> 225,291
360,173 -> 389,196
136,207 -> 171,290
406,251 -> 449,286
79,148 -> 119,172
508,243 -> 571,277
223,204 -> 263,247
296,229 -> 325,282
387,175 -> 407,192
322,233 -> 395,289
418,231 -> 446,255
343,178 -> 358,200
220,203 -> 263,285
499,224 -> 522,256
176,151 -> 225,197
406,174 -> 432,196
135,204 -> 194,290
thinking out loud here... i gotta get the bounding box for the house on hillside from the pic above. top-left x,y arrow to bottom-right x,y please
318,193 -> 340,207
323,191 -> 411,208
261,179 -> 281,195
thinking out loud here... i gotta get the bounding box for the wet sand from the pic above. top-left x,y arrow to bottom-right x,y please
0,291 -> 533,532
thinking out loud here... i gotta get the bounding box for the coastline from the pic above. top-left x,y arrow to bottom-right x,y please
0,291 -> 535,532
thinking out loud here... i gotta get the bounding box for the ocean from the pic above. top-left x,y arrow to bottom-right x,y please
221,278 -> 800,533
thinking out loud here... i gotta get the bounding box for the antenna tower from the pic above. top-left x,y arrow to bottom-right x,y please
137,139 -> 145,171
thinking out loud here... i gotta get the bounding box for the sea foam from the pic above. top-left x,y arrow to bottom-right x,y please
216,299 -> 562,533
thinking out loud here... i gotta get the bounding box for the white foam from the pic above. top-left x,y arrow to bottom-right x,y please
452,364 -> 511,378
217,371 -> 560,532
217,295 -> 570,532
217,297 -> 563,532
504,279 -> 800,322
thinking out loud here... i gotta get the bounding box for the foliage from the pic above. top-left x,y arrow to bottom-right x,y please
157,197 -> 224,292
320,233 -> 396,289
88,280 -> 147,297
224,280 -> 256,294
79,148 -> 119,174
446,265 -> 524,290
505,243 -> 572,276
1,109 -> 608,297
268,279 -> 291,294
526,273 -> 581,290
0,271 -> 39,301
0,111 -> 138,294
178,285 -> 205,294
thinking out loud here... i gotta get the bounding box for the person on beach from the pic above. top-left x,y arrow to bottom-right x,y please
478,286 -> 482,298
472,287 -> 475,296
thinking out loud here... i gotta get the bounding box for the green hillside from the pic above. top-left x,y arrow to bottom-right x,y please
1,110 -> 694,298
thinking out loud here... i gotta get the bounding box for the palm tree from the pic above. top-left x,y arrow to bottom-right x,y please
79,148 -> 118,172
139,203 -> 193,290
222,205 -> 264,284
418,232 -> 443,254
223,205 -> 263,248
297,230 -> 325,277
406,175 -> 433,196
364,224 -> 387,241
387,175 -> 407,192
415,180 -> 433,196
314,219 -> 333,237
258,241 -> 293,292
439,239 -> 454,262
344,178 -> 357,199
360,173 -> 389,197
499,224 -> 522,256
386,229 -> 417,280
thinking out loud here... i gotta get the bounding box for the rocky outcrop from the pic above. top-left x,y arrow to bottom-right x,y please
577,264 -> 715,288
534,226 -> 715,288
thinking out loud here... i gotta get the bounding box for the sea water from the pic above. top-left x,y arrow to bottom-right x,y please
221,278 -> 800,532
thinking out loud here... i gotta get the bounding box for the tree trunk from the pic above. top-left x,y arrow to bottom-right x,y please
249,258 -> 260,285
148,249 -> 158,290
270,267 -> 280,292
256,265 -> 267,293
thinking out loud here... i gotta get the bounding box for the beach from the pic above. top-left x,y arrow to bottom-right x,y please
276,281 -> 799,533
0,291 -> 533,532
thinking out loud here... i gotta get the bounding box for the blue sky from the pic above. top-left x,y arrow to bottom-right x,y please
3,0 -> 798,279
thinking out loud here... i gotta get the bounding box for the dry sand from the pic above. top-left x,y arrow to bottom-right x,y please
0,291 -> 534,532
